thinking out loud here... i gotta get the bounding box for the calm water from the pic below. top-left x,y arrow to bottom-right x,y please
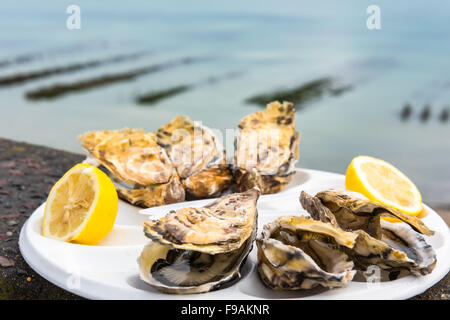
1,1 -> 450,204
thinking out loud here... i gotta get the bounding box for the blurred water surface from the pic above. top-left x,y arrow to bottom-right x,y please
1,1 -> 449,203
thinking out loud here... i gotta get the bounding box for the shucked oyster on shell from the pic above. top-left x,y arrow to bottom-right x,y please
300,190 -> 436,276
155,115 -> 232,199
138,188 -> 259,294
79,128 -> 185,207
257,216 -> 357,290
311,189 -> 434,238
234,101 -> 300,194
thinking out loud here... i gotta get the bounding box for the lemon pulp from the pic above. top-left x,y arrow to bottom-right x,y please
42,163 -> 118,245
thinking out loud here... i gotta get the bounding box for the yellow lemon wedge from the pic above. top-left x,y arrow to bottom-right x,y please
345,155 -> 423,217
42,163 -> 118,245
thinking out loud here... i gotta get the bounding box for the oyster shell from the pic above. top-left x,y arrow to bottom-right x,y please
348,221 -> 437,276
377,220 -> 436,275
257,216 -> 357,290
309,189 -> 433,238
138,188 -> 259,294
155,115 -> 232,198
234,101 -> 300,194
300,190 -> 436,276
79,128 -> 185,207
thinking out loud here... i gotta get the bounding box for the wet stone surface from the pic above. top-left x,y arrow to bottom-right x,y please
0,137 -> 448,299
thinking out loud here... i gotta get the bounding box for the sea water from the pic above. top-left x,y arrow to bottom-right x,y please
0,0 -> 449,204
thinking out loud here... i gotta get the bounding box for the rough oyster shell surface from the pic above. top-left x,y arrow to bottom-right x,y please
300,190 -> 436,276
115,172 -> 184,208
314,189 -> 434,238
234,169 -> 295,195
234,101 -> 300,194
139,188 -> 259,294
349,222 -> 437,276
182,165 -> 233,199
257,216 -> 357,290
155,115 -> 232,198
79,128 -> 185,207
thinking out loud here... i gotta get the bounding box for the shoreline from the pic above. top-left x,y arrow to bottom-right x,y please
0,137 -> 448,299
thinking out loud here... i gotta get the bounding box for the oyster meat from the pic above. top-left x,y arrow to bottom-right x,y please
257,216 -> 357,290
79,128 -> 185,207
300,190 -> 436,276
234,101 -> 300,194
138,189 -> 259,294
155,115 -> 232,198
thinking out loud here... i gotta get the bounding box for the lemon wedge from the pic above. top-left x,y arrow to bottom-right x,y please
345,156 -> 423,216
42,163 -> 118,245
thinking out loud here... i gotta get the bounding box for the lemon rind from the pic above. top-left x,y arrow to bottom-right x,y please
351,156 -> 423,214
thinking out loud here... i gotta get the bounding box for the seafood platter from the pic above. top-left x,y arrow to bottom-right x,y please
19,101 -> 450,299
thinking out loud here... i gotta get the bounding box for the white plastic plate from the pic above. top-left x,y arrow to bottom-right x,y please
19,169 -> 450,300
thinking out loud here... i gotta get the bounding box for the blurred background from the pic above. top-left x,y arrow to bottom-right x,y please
1,0 -> 449,205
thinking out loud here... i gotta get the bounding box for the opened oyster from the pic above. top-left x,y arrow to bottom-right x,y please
155,115 -> 232,198
234,101 -> 300,194
139,188 -> 259,294
300,190 -> 436,276
79,128 -> 185,207
257,216 -> 357,290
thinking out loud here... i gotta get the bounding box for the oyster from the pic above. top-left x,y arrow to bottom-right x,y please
155,115 -> 232,198
138,188 -> 259,294
234,101 -> 300,194
79,128 -> 185,207
257,216 -> 357,290
302,189 -> 434,238
300,190 -> 436,276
